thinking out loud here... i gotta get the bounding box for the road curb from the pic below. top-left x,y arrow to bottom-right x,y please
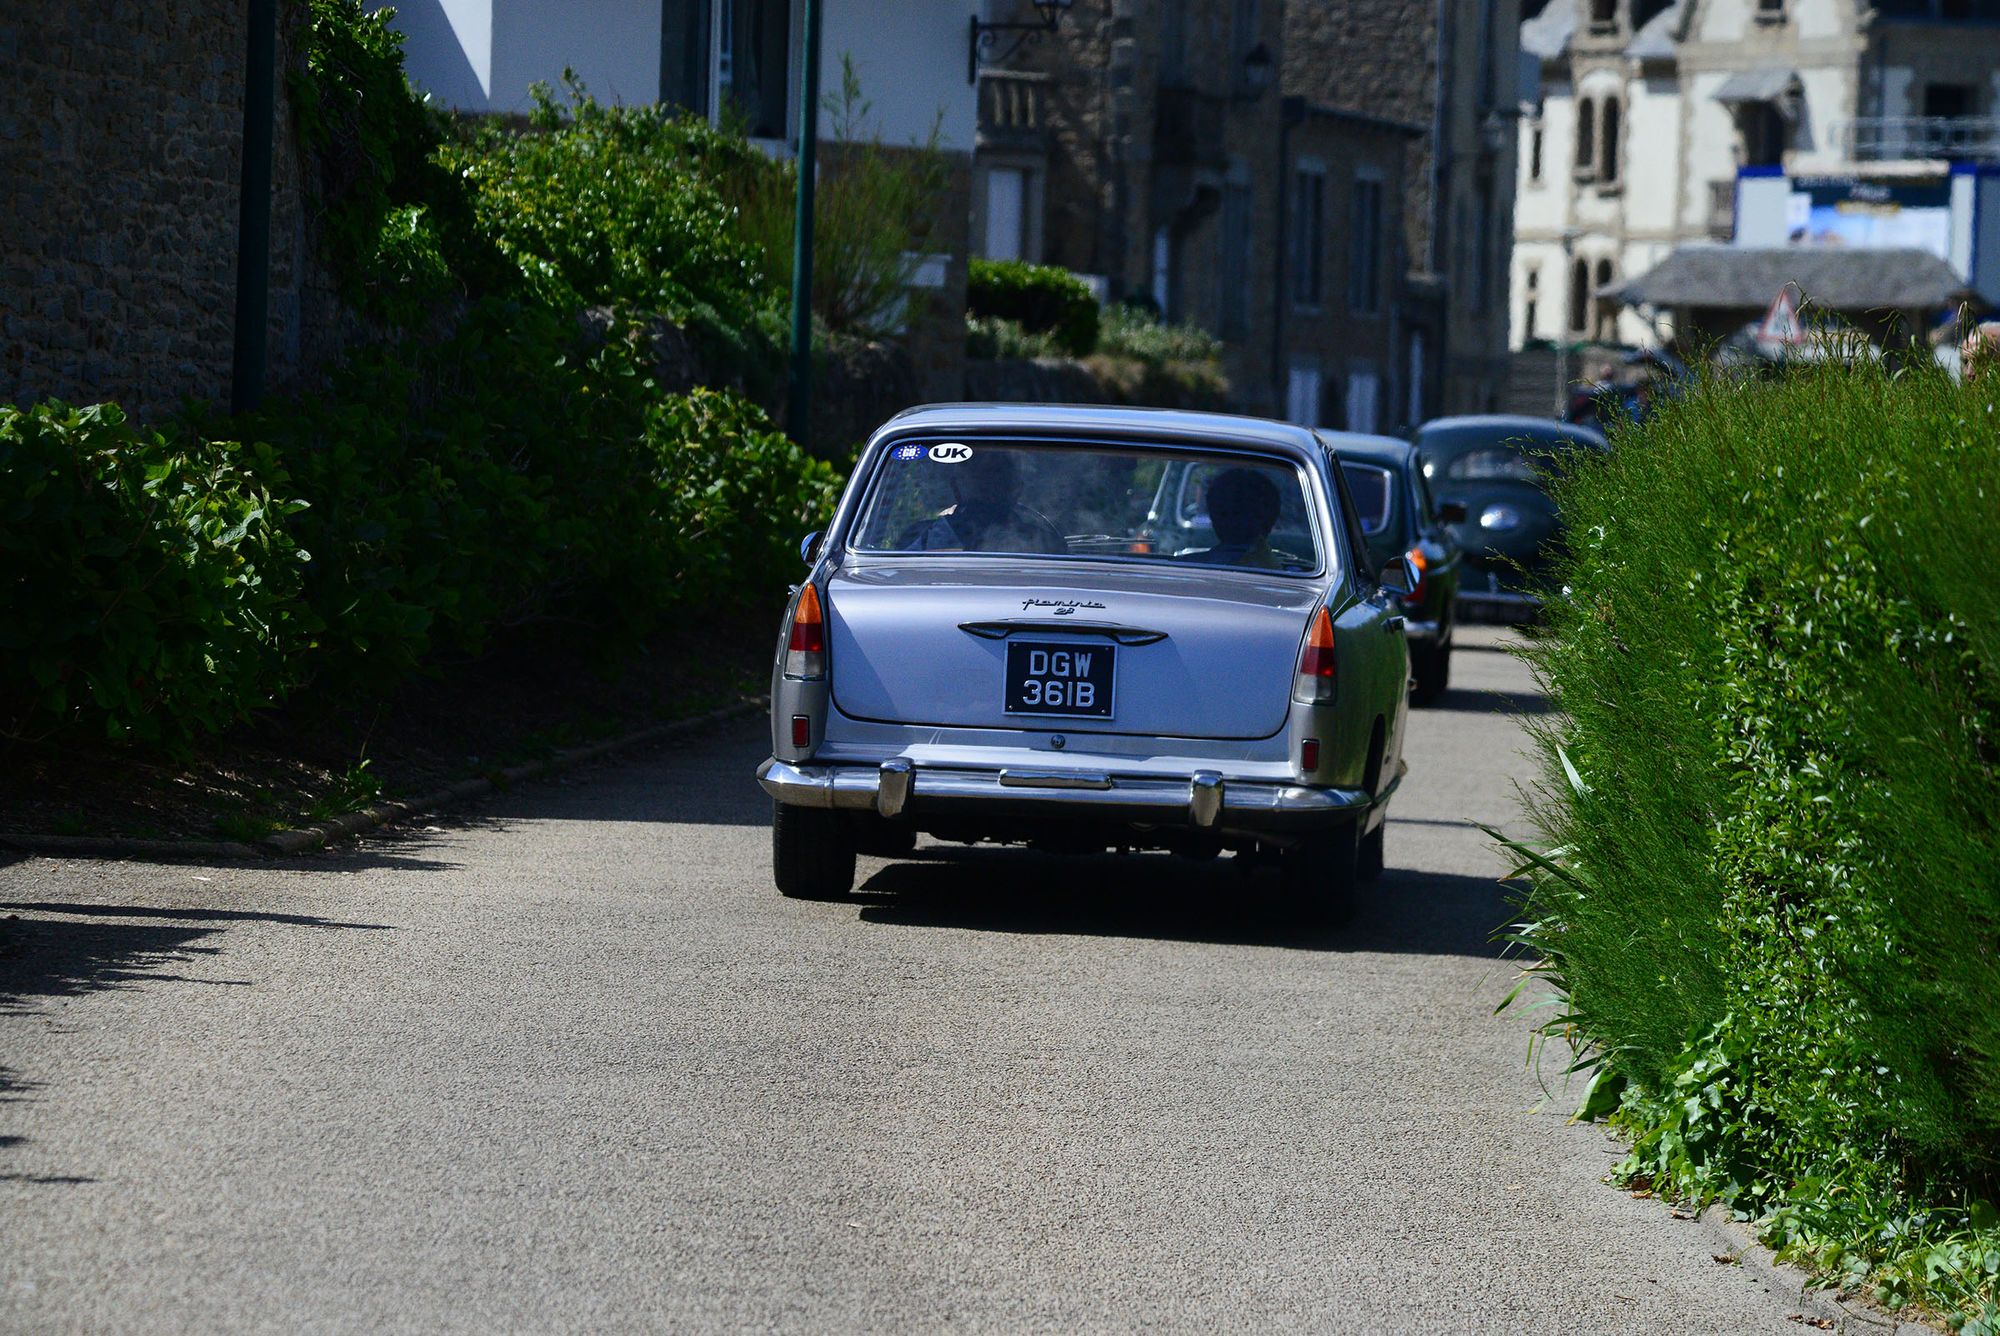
0,698 -> 764,863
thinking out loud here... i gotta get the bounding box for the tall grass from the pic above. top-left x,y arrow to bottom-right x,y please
1511,359 -> 2000,1324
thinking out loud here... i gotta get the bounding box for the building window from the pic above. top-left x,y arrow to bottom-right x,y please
720,0 -> 792,139
1528,120 -> 1544,183
1741,101 -> 1787,168
1593,258 -> 1618,339
1576,97 -> 1598,177
661,0 -> 714,113
983,166 -> 1027,262
1589,0 -> 1617,29
1348,173 -> 1384,316
1755,0 -> 1786,21
1568,257 -> 1590,333
1292,163 -> 1326,307
1345,367 -> 1381,434
1924,83 -> 1974,119
1286,359 -> 1324,427
1524,267 -> 1541,340
1221,182 -> 1252,338
1600,98 -> 1621,184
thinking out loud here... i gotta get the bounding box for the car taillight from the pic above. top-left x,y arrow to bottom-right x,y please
1293,607 -> 1337,705
784,583 -> 826,680
1403,545 -> 1430,605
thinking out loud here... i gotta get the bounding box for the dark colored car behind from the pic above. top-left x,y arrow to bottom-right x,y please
1325,432 -> 1462,704
1412,415 -> 1608,621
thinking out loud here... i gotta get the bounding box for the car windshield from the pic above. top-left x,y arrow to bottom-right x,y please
1338,462 -> 1396,535
851,440 -> 1321,573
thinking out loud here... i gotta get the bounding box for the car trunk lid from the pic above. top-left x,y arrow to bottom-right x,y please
826,560 -> 1317,740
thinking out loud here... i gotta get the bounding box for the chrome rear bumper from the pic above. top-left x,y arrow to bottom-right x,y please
758,757 -> 1372,834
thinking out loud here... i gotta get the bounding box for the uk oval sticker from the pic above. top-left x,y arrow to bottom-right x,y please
929,442 -> 973,463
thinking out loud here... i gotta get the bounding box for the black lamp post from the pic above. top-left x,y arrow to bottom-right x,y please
968,0 -> 1075,84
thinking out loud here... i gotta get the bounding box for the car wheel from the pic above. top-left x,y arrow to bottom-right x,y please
1279,823 -> 1358,925
772,801 -> 857,900
1358,820 -> 1385,881
1411,639 -> 1451,705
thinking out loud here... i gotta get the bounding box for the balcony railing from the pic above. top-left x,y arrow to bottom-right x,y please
978,69 -> 1049,149
1842,115 -> 2000,161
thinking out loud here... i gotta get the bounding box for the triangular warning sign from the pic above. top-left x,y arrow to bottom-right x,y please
1758,286 -> 1805,345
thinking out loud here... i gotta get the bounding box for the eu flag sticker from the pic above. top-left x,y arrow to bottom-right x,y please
892,444 -> 926,461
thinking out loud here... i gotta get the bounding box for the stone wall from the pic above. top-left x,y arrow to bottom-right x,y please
0,2 -> 342,420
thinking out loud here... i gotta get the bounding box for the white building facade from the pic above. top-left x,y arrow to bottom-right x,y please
1511,0 -> 2000,349
380,0 -> 977,153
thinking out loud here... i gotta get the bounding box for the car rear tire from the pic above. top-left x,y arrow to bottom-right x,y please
1358,820 -> 1385,881
1411,639 -> 1451,705
1279,823 -> 1358,926
772,801 -> 856,900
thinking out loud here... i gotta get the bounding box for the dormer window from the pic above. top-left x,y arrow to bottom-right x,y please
1589,0 -> 1618,30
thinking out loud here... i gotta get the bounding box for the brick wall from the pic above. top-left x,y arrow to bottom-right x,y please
0,2 -> 341,420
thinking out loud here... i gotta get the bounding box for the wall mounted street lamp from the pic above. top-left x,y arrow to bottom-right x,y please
968,0 -> 1074,84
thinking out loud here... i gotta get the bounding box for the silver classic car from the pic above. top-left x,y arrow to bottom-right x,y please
757,404 -> 1415,921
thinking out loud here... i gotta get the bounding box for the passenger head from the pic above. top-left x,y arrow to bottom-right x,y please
1206,468 -> 1281,546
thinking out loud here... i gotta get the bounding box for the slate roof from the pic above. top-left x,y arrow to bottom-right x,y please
1625,2 -> 1682,58
1712,66 -> 1801,103
1613,246 -> 1971,309
1520,0 -> 1578,59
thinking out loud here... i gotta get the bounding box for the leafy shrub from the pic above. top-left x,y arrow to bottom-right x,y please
291,1 -> 507,322
0,403 -> 310,745
1095,303 -> 1224,364
964,314 -> 1062,360
727,57 -> 955,339
967,259 -> 1099,356
1506,360 -> 2000,1324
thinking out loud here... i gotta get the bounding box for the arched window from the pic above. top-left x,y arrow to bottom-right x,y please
1600,98 -> 1621,184
1576,97 -> 1597,175
1569,258 -> 1590,333
1594,258 -> 1617,339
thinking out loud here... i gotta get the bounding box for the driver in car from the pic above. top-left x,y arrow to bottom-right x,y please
897,450 -> 1063,553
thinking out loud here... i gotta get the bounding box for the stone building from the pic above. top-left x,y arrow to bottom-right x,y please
1511,0 -> 2000,352
0,2 -> 342,420
1285,0 -> 1524,415
973,0 -> 1518,424
972,1 -> 1430,432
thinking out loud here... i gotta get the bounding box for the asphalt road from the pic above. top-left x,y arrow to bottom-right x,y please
0,629 -> 1883,1333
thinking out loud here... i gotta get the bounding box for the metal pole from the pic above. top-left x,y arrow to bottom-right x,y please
232,0 -> 278,416
785,0 -> 824,446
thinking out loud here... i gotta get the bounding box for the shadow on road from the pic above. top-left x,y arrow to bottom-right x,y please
852,846 -> 1521,956
1427,685 -> 1552,716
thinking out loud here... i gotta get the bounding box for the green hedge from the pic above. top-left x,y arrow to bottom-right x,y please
1510,361 -> 2000,1324
0,404 -> 310,744
967,259 -> 1099,356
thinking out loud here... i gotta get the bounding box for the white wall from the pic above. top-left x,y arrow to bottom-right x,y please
493,0 -> 661,110
822,0 -> 976,151
386,0 -> 495,107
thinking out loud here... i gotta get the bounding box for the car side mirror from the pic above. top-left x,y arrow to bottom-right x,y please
1437,501 -> 1468,525
1378,554 -> 1419,597
799,530 -> 823,566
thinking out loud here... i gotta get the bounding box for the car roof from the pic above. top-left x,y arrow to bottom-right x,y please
1318,430 -> 1415,469
876,403 -> 1324,457
1414,413 -> 1610,450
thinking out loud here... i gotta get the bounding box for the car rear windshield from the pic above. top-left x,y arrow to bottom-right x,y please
851,440 -> 1322,574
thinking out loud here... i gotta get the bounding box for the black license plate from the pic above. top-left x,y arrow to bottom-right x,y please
1005,640 -> 1115,718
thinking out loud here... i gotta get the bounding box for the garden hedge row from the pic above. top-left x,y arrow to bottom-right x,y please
1514,360 -> 2000,1323
966,259 -> 1099,356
